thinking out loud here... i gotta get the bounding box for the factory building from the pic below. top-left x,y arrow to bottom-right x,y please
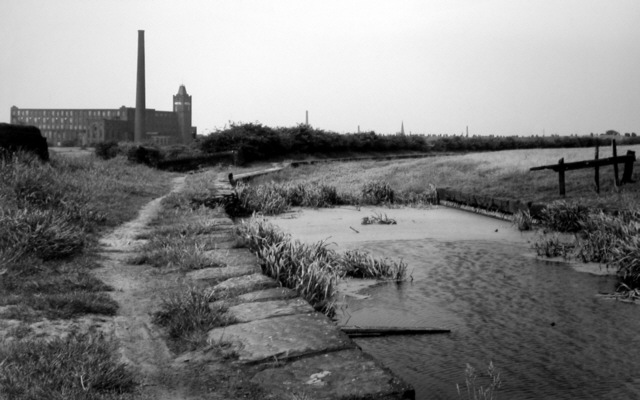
10,85 -> 195,146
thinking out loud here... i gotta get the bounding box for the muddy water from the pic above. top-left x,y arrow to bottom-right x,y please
270,207 -> 640,400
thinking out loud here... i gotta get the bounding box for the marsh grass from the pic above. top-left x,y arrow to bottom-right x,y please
512,209 -> 535,231
533,234 -> 575,258
229,179 -> 436,217
153,287 -> 236,352
0,332 -> 138,399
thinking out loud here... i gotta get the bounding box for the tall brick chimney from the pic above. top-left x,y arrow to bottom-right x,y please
134,30 -> 145,143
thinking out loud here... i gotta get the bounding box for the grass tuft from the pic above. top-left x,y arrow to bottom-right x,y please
153,287 -> 235,352
0,333 -> 138,399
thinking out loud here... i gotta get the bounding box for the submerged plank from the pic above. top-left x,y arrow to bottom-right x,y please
340,326 -> 451,337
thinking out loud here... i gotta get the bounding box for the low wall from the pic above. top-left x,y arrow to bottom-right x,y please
436,187 -> 546,218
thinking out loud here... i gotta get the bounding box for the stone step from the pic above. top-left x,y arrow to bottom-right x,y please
226,298 -> 314,323
252,349 -> 415,400
207,312 -> 354,364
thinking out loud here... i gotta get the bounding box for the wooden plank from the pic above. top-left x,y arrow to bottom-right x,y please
340,326 -> 451,337
558,158 -> 565,196
613,139 -> 620,186
622,150 -> 636,184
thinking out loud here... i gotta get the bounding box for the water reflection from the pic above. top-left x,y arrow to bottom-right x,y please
337,239 -> 640,400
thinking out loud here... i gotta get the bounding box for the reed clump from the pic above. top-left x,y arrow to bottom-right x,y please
339,250 -> 409,281
361,212 -> 397,225
456,361 -> 501,400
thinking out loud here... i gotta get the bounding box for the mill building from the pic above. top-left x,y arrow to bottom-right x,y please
10,84 -> 195,146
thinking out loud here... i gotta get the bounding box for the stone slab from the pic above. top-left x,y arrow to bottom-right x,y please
252,349 -> 414,400
204,248 -> 258,267
235,287 -> 299,303
207,313 -> 354,363
187,264 -> 259,282
227,298 -> 314,323
212,273 -> 278,294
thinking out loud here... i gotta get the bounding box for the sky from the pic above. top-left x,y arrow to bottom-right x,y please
1,0 -> 639,136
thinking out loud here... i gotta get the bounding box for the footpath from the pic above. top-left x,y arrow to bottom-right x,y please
97,171 -> 414,399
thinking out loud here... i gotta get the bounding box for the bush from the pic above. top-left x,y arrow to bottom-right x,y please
94,141 -> 120,160
126,145 -> 162,166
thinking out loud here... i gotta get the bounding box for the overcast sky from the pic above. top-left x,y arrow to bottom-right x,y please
1,0 -> 638,136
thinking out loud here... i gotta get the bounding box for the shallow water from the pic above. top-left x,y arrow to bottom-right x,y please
270,207 -> 640,400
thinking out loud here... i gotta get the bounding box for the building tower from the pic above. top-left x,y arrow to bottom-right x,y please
134,30 -> 146,143
173,85 -> 192,144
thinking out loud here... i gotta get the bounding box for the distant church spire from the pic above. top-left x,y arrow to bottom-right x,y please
400,121 -> 405,135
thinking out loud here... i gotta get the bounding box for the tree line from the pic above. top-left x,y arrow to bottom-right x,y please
199,123 -> 640,163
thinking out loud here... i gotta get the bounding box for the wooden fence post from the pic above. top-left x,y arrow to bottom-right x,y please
612,139 -> 620,186
558,157 -> 565,196
594,144 -> 600,194
622,150 -> 636,184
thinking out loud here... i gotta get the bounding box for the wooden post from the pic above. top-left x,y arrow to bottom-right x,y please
594,144 -> 600,193
622,150 -> 636,184
558,157 -> 566,196
612,139 -> 620,186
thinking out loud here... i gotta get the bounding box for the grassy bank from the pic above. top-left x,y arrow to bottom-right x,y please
0,151 -> 175,398
248,145 -> 640,210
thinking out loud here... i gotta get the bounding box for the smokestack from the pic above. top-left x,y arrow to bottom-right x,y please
305,110 -> 308,125
134,30 -> 146,143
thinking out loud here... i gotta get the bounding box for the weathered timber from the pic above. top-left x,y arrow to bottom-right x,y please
530,153 -> 636,172
530,142 -> 636,196
558,158 -> 566,196
595,145 -> 600,193
613,139 -> 620,186
340,326 -> 451,337
622,150 -> 636,184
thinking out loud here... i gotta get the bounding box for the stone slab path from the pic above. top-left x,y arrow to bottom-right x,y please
94,170 -> 414,399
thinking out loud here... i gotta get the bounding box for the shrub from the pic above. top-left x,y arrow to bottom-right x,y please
94,141 -> 120,160
126,145 -> 162,166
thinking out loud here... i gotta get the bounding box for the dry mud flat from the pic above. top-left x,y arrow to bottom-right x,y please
94,173 -> 414,399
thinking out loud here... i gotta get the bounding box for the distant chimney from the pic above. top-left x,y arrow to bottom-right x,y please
305,110 -> 309,125
134,30 -> 145,143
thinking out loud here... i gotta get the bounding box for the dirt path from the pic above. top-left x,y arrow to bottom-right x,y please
94,176 -> 193,400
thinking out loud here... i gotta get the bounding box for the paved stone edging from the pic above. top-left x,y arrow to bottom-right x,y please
198,171 -> 415,399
